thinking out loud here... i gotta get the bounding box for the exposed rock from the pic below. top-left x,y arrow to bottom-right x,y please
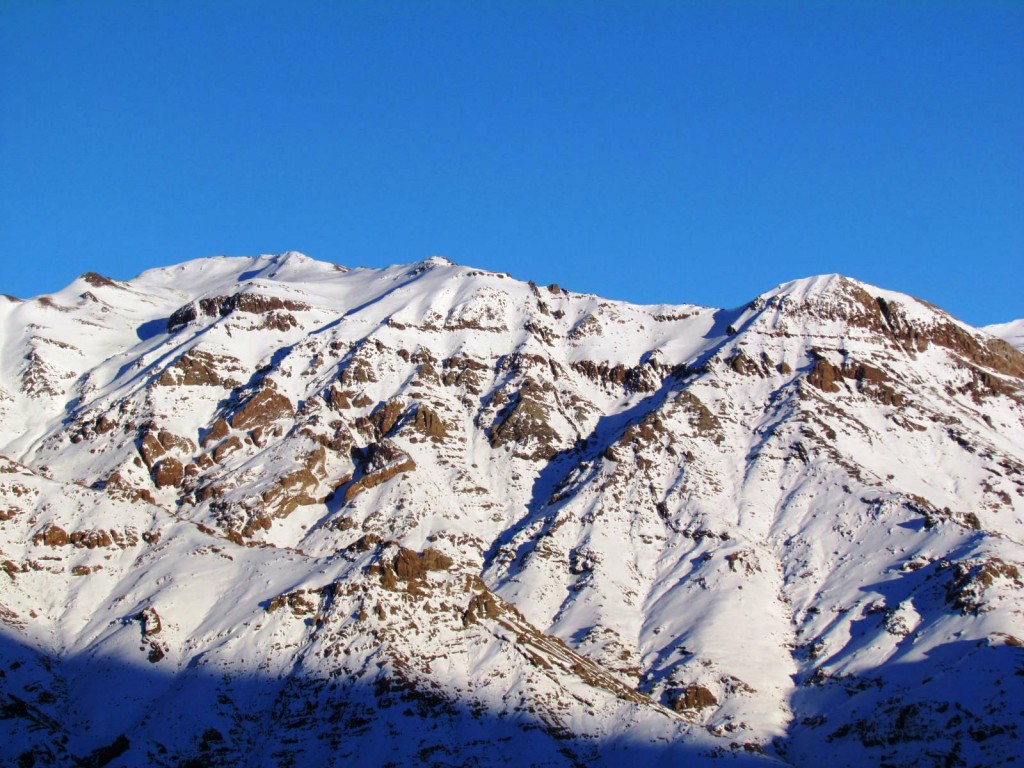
230,388 -> 294,431
69,529 -> 114,549
138,426 -> 196,470
370,399 -> 404,438
261,468 -> 320,518
152,457 -> 184,488
212,435 -> 244,463
412,404 -> 448,440
32,523 -> 69,547
371,546 -> 454,593
344,440 -> 416,502
79,272 -> 121,289
80,734 -> 130,768
945,557 -> 1023,614
572,359 -> 659,393
669,685 -> 718,713
138,606 -> 162,636
157,348 -> 244,388
266,589 -> 317,616
441,355 -> 489,394
138,430 -> 167,469
202,418 -> 231,448
807,356 -> 841,393
168,292 -> 310,332
726,350 -> 763,377
489,383 -> 561,460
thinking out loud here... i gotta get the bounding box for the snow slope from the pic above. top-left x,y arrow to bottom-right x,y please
986,318 -> 1024,351
1,254 -> 1022,767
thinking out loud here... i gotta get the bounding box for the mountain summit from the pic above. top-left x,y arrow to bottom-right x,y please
1,254 -> 1022,767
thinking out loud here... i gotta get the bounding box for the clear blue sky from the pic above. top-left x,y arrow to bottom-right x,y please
2,1 -> 1021,324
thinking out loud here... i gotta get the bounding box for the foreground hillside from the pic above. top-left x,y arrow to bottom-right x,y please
1,253 -> 1022,767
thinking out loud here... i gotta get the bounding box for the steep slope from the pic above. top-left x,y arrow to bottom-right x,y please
1,254 -> 1022,768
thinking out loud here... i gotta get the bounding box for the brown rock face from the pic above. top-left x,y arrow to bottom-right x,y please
261,468 -> 320,518
167,292 -> 310,332
343,440 -> 416,502
412,405 -> 448,440
807,358 -> 841,393
152,457 -> 184,488
670,685 -> 718,712
489,383 -> 560,460
212,435 -> 243,464
138,427 -> 196,469
202,418 -> 230,448
230,388 -> 294,431
32,523 -> 69,547
138,431 -> 167,469
373,546 -> 454,592
806,355 -> 905,406
156,349 -> 243,388
138,606 -> 162,636
371,399 -> 404,438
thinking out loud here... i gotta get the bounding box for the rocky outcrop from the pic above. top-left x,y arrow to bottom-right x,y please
156,348 -> 244,388
370,547 -> 454,593
669,685 -> 718,713
261,468 -> 320,518
572,359 -> 660,392
167,292 -> 310,332
343,440 -> 416,502
31,523 -> 69,547
489,382 -> 561,460
806,353 -> 904,406
230,388 -> 294,431
411,404 -> 448,440
152,457 -> 184,488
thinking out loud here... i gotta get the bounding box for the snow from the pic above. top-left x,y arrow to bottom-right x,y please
985,318 -> 1024,351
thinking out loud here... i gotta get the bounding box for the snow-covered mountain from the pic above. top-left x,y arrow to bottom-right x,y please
985,318 -> 1024,352
1,252 -> 1022,768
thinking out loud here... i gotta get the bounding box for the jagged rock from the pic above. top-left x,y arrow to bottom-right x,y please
152,457 -> 184,488
261,468 -> 319,518
230,388 -> 294,431
489,383 -> 560,460
168,292 -> 310,332
411,404 -> 447,440
669,685 -> 718,712
31,523 -> 69,547
344,440 -> 415,502
370,399 -> 404,437
726,350 -> 763,377
212,435 -> 243,464
157,348 -> 243,388
572,359 -> 659,392
138,606 -> 162,636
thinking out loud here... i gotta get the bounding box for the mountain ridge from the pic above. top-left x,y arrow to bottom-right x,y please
1,253 -> 1022,767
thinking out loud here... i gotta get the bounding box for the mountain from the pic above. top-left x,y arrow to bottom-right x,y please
1,253 -> 1022,768
985,319 -> 1024,352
